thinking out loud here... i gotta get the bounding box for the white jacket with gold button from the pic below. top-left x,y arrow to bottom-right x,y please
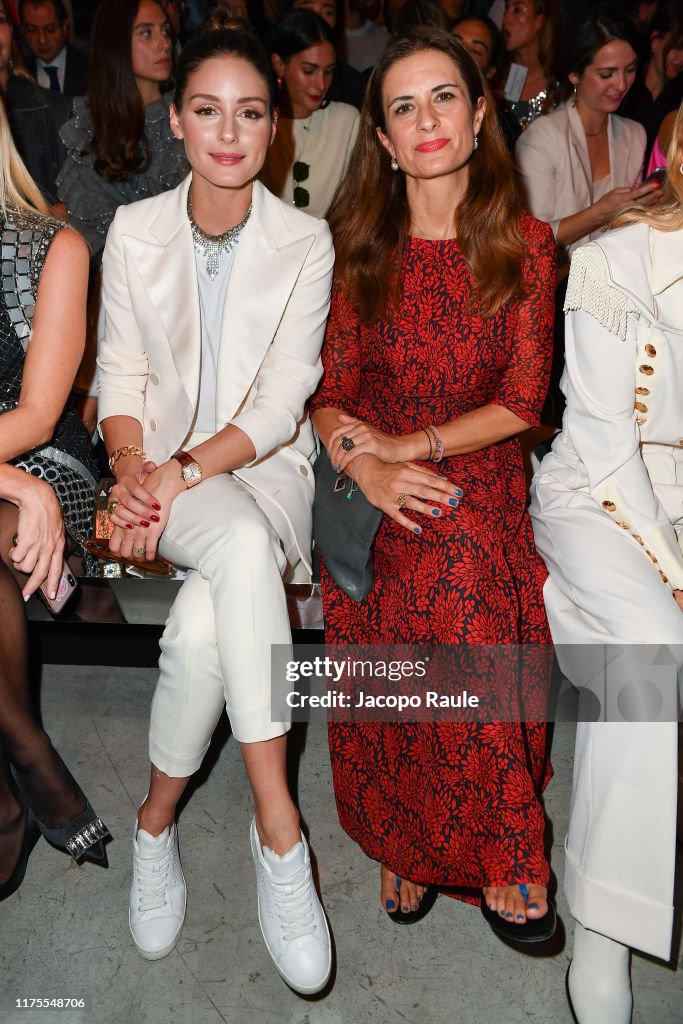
535,221 -> 683,590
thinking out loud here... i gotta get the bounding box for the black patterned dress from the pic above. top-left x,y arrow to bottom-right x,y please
311,215 -> 557,898
0,209 -> 97,543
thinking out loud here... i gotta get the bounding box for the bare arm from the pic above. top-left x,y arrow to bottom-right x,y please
0,227 -> 89,462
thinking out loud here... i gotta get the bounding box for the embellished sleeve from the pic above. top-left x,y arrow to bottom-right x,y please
562,242 -> 683,590
309,278 -> 363,416
491,217 -> 557,426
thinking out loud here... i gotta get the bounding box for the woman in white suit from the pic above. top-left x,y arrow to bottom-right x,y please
516,12 -> 655,260
97,28 -> 334,995
530,106 -> 683,1024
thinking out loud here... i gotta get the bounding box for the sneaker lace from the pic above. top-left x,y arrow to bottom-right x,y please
137,848 -> 172,913
270,863 -> 317,942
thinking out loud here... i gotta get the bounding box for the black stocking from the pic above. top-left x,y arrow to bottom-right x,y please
0,502 -> 85,845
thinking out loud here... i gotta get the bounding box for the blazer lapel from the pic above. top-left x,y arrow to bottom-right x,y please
124,175 -> 201,410
216,182 -> 316,421
566,104 -> 592,205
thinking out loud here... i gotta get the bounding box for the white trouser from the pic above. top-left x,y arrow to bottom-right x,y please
148,462 -> 296,774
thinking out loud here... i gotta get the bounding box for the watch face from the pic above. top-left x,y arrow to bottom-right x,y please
182,460 -> 202,485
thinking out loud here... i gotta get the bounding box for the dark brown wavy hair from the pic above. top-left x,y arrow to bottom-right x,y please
327,28 -> 528,322
87,0 -> 168,182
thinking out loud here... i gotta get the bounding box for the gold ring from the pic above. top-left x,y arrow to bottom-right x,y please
133,547 -> 145,557
397,493 -> 407,509
108,499 -> 120,516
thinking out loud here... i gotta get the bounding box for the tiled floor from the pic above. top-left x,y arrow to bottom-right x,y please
1,664 -> 681,1024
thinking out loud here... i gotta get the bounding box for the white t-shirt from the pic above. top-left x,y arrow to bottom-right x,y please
193,243 -> 238,433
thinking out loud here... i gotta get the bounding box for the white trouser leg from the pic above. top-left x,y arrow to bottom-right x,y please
149,473 -> 293,775
567,921 -> 632,1024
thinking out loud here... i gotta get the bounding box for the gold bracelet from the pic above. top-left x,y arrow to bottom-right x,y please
108,445 -> 146,473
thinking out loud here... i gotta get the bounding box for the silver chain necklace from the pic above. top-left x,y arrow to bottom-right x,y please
187,192 -> 252,282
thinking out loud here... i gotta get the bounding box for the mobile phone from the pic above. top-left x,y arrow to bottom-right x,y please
644,166 -> 666,188
37,562 -> 78,615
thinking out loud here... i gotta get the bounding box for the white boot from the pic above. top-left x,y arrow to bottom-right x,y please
567,922 -> 632,1024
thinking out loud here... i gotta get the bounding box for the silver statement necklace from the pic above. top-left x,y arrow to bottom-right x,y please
187,192 -> 252,282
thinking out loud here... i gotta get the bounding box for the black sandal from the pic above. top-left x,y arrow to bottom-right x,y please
480,884 -> 557,944
387,879 -> 438,925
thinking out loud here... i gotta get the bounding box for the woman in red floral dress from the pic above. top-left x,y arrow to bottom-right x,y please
311,27 -> 558,938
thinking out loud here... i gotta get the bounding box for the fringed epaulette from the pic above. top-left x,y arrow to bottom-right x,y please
564,243 -> 639,342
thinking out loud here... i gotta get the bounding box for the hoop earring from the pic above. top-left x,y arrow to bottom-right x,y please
390,157 -> 399,171
680,162 -> 683,175
473,133 -> 479,150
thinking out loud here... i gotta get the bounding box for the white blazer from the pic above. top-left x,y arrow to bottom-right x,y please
97,176 -> 335,572
515,104 -> 646,255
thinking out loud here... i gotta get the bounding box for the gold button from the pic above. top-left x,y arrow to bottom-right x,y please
635,386 -> 650,395
601,500 -> 616,512
632,534 -> 644,545
659,570 -> 669,583
634,401 -> 648,413
636,417 -> 647,426
646,550 -> 658,563
639,364 -> 654,375
615,519 -> 630,529
678,439 -> 683,447
645,343 -> 657,357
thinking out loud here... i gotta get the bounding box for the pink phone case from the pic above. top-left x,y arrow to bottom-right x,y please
38,562 -> 78,615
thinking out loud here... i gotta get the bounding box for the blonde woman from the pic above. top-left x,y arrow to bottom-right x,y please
530,104 -> 683,1024
0,102 -> 109,902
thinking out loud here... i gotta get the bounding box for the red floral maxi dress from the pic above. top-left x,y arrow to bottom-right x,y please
310,215 -> 558,896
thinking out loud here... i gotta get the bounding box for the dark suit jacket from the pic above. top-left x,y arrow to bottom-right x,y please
25,42 -> 89,98
5,75 -> 71,203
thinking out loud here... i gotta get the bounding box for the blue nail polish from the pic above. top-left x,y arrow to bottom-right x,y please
396,876 -> 402,886
411,904 -> 419,912
431,508 -> 441,516
385,899 -> 396,910
414,526 -> 421,534
448,497 -> 459,507
454,487 -> 464,496
506,912 -> 514,919
527,902 -> 539,910
517,914 -> 525,921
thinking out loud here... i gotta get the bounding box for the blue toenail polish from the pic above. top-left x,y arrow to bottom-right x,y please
411,904 -> 418,911
448,497 -> 459,506
517,914 -> 525,921
385,899 -> 396,910
506,912 -> 514,919
528,902 -> 539,910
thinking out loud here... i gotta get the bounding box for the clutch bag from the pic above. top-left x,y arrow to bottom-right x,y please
312,449 -> 383,602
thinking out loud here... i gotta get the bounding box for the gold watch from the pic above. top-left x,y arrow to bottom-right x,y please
172,450 -> 202,488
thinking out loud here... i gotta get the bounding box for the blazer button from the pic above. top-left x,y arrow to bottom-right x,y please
645,343 -> 656,358
601,500 -> 616,512
634,401 -> 648,413
678,439 -> 683,447
635,386 -> 650,395
299,464 -> 309,476
149,373 -> 159,385
639,364 -> 654,375
659,570 -> 669,584
149,419 -> 157,431
615,519 -> 630,529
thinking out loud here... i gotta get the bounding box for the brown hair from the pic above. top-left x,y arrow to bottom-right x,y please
327,28 -> 527,322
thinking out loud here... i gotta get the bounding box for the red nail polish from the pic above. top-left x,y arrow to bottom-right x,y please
126,524 -> 133,530
140,520 -> 150,527
153,503 -> 161,511
150,514 -> 160,522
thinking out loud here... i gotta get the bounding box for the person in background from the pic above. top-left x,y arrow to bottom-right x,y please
0,0 -> 70,207
261,9 -> 359,217
621,3 -> 683,154
516,11 -> 653,261
57,0 -> 187,268
390,0 -> 449,36
452,12 -> 520,148
19,0 -> 88,96
0,99 -> 109,903
499,0 -> 561,130
529,100 -> 683,1024
344,0 -> 387,72
287,0 -> 366,107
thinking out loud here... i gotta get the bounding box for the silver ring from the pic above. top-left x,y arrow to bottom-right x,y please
341,436 -> 355,452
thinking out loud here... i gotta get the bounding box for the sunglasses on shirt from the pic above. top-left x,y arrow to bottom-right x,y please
293,161 -> 310,209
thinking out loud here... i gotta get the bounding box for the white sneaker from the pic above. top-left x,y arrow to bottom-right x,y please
250,818 -> 332,994
129,822 -> 186,960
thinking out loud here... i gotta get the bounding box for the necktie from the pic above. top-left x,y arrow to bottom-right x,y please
44,65 -> 60,92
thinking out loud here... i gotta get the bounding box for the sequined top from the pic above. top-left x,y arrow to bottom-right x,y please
504,87 -> 555,132
0,208 -> 97,539
56,93 -> 188,267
